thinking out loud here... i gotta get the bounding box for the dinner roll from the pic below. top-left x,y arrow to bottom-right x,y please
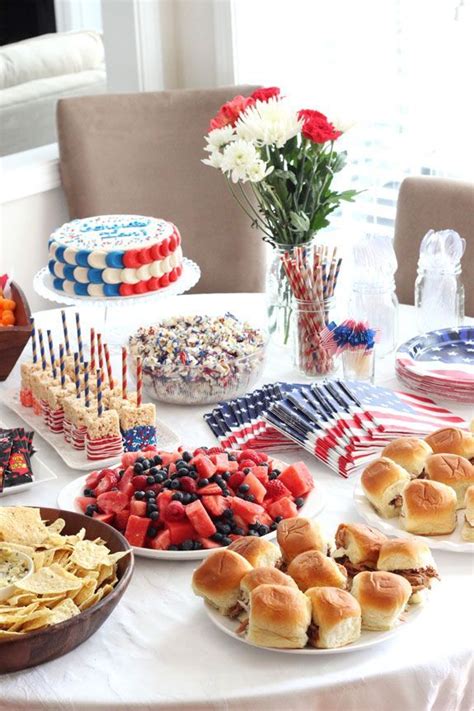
228,536 -> 280,568
288,550 -> 348,592
351,570 -> 411,630
401,479 -> 457,536
277,517 -> 328,565
425,427 -> 474,459
306,587 -> 361,649
333,523 -> 387,574
462,485 -> 474,542
247,584 -> 311,648
361,457 -> 410,518
192,549 -> 252,615
377,538 -> 439,603
424,454 -> 474,509
381,437 -> 433,477
240,567 -> 297,606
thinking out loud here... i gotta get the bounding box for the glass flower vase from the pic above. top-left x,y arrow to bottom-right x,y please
266,245 -> 296,347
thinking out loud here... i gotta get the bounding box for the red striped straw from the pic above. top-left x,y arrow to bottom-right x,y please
136,356 -> 142,407
122,347 -> 127,399
90,328 -> 96,374
103,343 -> 114,389
97,332 -> 104,379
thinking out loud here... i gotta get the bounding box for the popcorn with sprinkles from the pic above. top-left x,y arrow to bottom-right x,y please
129,314 -> 266,404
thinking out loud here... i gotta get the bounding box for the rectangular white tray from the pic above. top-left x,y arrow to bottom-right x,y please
1,389 -> 180,471
0,421 -> 57,497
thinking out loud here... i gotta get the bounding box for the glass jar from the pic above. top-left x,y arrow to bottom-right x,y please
266,245 -> 297,347
293,298 -> 335,376
415,266 -> 465,334
342,348 -> 375,382
349,282 -> 398,358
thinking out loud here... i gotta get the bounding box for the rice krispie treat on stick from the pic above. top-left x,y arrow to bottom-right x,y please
85,370 -> 123,461
45,344 -> 75,433
119,356 -> 156,452
19,318 -> 41,407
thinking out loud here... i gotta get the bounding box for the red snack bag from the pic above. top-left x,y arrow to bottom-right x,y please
0,437 -> 12,493
0,428 -> 35,487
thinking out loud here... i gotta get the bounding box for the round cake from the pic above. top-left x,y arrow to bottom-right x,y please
47,215 -> 183,297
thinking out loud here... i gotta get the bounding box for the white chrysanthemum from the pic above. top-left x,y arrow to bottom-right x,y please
246,159 -> 273,183
236,97 -> 302,148
201,149 -> 223,169
220,139 -> 258,183
205,125 -> 235,150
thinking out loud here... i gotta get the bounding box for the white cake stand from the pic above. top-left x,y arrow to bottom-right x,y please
33,258 -> 201,345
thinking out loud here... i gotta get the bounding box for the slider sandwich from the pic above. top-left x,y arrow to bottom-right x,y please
228,536 -> 280,568
401,479 -> 457,536
462,485 -> 474,542
233,567 -> 298,621
361,457 -> 410,518
192,549 -> 252,616
425,427 -> 474,462
381,437 -> 433,478
377,539 -> 439,603
305,587 -> 361,649
351,570 -> 412,630
246,584 -> 311,649
424,454 -> 474,509
277,517 -> 329,569
333,523 -> 387,578
288,550 -> 348,592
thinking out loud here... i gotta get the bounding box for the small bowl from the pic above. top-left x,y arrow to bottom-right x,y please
0,507 -> 134,674
142,342 -> 267,405
0,546 -> 34,603
0,282 -> 33,382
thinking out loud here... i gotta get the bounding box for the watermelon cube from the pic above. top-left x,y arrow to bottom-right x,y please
76,496 -> 96,513
268,496 -> 298,520
157,489 -> 174,516
85,470 -> 105,489
95,470 -> 118,496
114,508 -> 131,531
212,453 -> 231,472
196,483 -> 222,496
92,513 -> 114,525
167,520 -> 197,545
149,529 -> 171,550
251,466 -> 269,485
130,499 -> 147,517
132,474 -> 148,490
244,473 -> 266,504
125,515 -> 150,547
96,491 -> 129,514
229,497 -> 265,524
200,537 -> 222,549
186,500 -> 216,538
201,495 -> 229,518
278,462 -> 314,497
193,454 -> 217,479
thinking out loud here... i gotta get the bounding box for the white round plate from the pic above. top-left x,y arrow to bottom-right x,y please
353,480 -> 473,553
58,475 -> 326,560
204,600 -> 425,654
33,258 -> 201,308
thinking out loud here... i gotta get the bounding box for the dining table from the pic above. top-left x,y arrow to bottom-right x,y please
0,294 -> 472,711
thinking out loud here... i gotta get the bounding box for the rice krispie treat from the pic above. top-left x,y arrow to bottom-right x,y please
85,409 -> 123,461
45,382 -> 75,434
20,361 -> 42,407
119,402 -> 156,452
30,370 -> 54,418
65,397 -> 97,450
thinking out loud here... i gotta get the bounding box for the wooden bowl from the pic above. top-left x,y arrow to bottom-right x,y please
0,507 -> 134,673
0,282 -> 33,382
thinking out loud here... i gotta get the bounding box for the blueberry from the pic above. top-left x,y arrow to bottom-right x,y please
146,476 -> 155,485
181,539 -> 194,551
228,455 -> 237,461
272,469 -> 281,476
181,493 -> 192,505
268,472 -> 278,480
147,504 -> 158,514
147,527 -> 158,538
136,457 -> 145,464
295,497 -> 305,509
245,494 -> 256,503
219,524 -> 231,535
134,491 -> 145,500
233,527 -> 245,536
171,492 -> 183,502
167,544 -> 179,551
197,478 -> 209,488
269,522 -> 277,532
258,525 -> 269,536
176,459 -> 186,467
216,480 -> 227,490
193,540 -> 203,550
187,470 -> 198,480
238,484 -> 250,493
222,472 -> 231,481
221,536 -> 232,546
189,493 -> 199,503
85,504 -> 96,516
182,451 -> 192,462
169,479 -> 180,490
275,515 -> 283,523
149,511 -> 160,521
154,474 -> 164,484
143,459 -> 152,470
211,532 -> 224,542
145,490 -> 156,499
223,508 -> 234,520
222,490 -> 230,497
248,530 -> 259,537
83,488 -> 94,497
162,479 -> 172,488
118,469 -> 125,478
111,487 -> 119,492
243,468 -> 251,474
153,455 -> 163,465
149,467 -> 158,476
134,463 -> 143,474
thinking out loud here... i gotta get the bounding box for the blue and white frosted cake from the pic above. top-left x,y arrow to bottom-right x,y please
48,215 -> 183,297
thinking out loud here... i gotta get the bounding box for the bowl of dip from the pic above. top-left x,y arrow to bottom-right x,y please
0,545 -> 34,602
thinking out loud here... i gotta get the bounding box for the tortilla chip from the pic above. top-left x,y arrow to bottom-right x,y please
0,508 -> 49,545
48,598 -> 80,624
16,564 -> 83,594
70,540 -> 111,570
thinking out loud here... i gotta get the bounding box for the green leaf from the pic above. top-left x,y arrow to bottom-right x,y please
272,169 -> 298,185
290,211 -> 310,232
337,189 -> 359,202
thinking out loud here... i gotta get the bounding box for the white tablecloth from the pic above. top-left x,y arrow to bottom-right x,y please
0,295 -> 473,711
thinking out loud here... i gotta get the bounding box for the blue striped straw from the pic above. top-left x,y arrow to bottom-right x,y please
31,317 -> 37,363
46,329 -> 57,379
61,310 -> 71,355
83,361 -> 90,408
38,329 -> 47,370
96,368 -> 103,417
75,312 -> 84,364
73,352 -> 81,397
59,343 -> 66,388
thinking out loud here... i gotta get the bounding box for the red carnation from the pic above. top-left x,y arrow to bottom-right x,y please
298,109 -> 342,143
209,95 -> 256,131
251,87 -> 281,102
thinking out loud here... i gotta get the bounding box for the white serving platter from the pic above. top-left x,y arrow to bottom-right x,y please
353,479 -> 473,553
58,475 -> 326,560
204,599 -> 425,654
1,389 -> 180,471
0,446 -> 57,498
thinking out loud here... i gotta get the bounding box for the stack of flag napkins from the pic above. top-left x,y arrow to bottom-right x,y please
204,380 -> 468,477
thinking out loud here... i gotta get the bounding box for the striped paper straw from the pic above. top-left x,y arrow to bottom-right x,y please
38,328 -> 47,370
31,317 -> 37,363
46,329 -> 57,379
73,352 -> 81,397
61,310 -> 70,355
59,343 -> 66,388
136,356 -> 142,407
83,362 -> 90,408
96,368 -> 103,417
104,343 -> 114,389
75,312 -> 84,363
97,332 -> 104,379
122,346 -> 127,399
90,328 -> 96,374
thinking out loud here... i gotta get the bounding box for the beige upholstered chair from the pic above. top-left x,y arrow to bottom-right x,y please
394,176 -> 474,315
56,86 -> 266,293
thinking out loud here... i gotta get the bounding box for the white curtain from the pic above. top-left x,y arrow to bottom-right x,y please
232,0 -> 474,239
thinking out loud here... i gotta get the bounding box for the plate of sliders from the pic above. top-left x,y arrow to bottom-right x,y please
354,426 -> 474,553
192,517 -> 438,653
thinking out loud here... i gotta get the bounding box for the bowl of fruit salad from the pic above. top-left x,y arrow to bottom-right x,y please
58,446 -> 325,560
